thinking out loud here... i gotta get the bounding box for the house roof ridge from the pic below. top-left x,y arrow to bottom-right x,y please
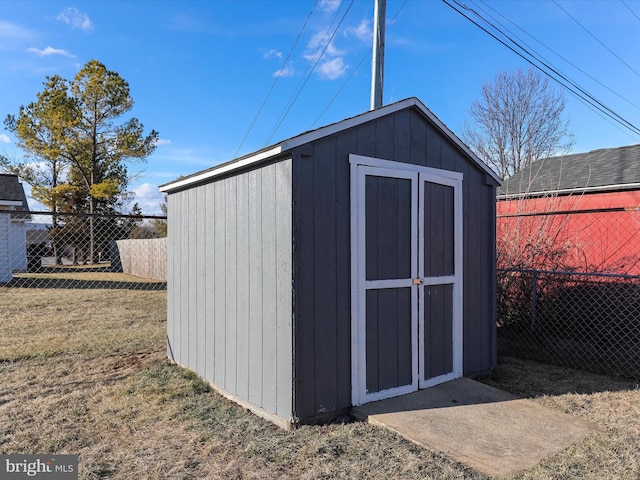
499,143 -> 640,197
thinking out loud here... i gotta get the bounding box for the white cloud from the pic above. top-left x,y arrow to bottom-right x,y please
345,18 -> 371,43
264,49 -> 283,60
132,183 -> 165,215
0,21 -> 34,44
320,0 -> 341,13
155,138 -> 172,146
0,133 -> 10,143
304,28 -> 348,80
273,64 -> 295,78
305,29 -> 344,60
317,57 -> 348,80
56,7 -> 94,32
27,46 -> 75,58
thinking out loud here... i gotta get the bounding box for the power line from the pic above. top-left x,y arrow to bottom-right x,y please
474,0 -> 640,112
622,0 -> 640,23
309,0 -> 409,129
309,49 -> 370,130
442,0 -> 640,137
265,0 -> 356,146
552,0 -> 640,79
233,1 -> 319,158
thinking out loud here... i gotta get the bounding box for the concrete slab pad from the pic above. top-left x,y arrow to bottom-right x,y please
351,378 -> 595,478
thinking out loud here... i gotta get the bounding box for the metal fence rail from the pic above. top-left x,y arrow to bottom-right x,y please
0,211 -> 167,290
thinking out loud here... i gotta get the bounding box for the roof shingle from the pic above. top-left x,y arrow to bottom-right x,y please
0,174 -> 30,218
498,144 -> 640,198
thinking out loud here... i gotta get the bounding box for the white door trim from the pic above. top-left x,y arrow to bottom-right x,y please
350,154 -> 464,406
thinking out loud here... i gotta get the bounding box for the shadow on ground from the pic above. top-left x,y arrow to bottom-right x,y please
479,354 -> 639,398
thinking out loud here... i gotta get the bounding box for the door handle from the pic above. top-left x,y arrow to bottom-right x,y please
413,278 -> 423,285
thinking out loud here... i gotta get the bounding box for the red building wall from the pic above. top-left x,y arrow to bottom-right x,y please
497,191 -> 640,275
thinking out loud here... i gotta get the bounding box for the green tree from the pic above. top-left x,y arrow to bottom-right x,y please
4,75 -> 77,263
5,60 -> 158,262
150,200 -> 168,238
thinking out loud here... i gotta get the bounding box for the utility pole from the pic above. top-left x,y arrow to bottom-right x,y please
370,0 -> 386,110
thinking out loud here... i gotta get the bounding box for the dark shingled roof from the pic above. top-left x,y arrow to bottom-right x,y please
0,174 -> 30,218
498,144 -> 640,198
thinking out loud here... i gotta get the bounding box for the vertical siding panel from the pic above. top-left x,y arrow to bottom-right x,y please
188,188 -> 198,369
166,194 -> 178,362
261,164 -> 278,413
489,185 -> 498,369
275,160 -> 293,419
205,185 -> 216,381
393,111 -> 411,162
356,122 -> 377,157
426,128 -> 443,170
467,178 -> 494,373
375,114 -> 394,160
248,169 -> 264,407
467,182 -> 480,373
214,181 -> 227,387
225,177 -> 238,394
174,193 -> 184,365
335,134 -> 356,409
196,187 -> 207,376
179,191 -> 190,366
313,138 -> 339,414
410,111 -> 428,166
236,174 -> 250,400
293,153 -> 315,419
176,192 -> 185,365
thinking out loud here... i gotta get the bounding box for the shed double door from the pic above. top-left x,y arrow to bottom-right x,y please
351,156 -> 463,406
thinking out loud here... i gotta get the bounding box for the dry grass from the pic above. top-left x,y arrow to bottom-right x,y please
0,289 -> 165,360
1,287 -> 639,479
481,357 -> 640,479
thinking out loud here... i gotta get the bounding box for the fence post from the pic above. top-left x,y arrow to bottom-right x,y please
530,271 -> 538,331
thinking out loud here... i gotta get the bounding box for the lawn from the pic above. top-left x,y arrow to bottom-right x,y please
1,287 -> 638,479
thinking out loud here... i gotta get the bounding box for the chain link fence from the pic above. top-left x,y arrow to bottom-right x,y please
497,206 -> 640,379
0,211 -> 167,290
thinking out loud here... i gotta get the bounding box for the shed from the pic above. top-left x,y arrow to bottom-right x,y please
497,144 -> 640,273
159,97 -> 501,428
0,174 -> 30,283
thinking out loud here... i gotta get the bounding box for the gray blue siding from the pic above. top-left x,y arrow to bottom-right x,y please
166,102 -> 497,426
167,159 -> 293,421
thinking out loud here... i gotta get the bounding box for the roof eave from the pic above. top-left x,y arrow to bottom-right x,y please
159,97 -> 502,193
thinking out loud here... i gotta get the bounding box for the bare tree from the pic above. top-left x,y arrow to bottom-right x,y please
462,68 -> 574,180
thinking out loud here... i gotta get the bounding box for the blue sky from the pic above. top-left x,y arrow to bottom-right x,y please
2,0 -> 639,214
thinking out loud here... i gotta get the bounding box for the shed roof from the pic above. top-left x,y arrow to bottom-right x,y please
160,97 -> 501,193
0,174 -> 30,218
498,144 -> 640,199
